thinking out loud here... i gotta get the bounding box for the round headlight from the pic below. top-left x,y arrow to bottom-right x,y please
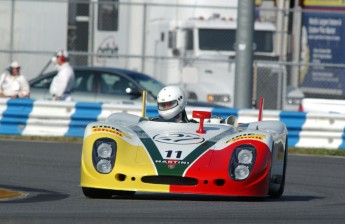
234,165 -> 250,180
238,149 -> 253,164
96,159 -> 112,174
97,143 -> 112,158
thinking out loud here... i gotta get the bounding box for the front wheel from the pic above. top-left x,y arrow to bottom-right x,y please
269,138 -> 288,198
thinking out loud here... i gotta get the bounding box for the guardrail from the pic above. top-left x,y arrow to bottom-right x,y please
1,98 -> 344,150
302,98 -> 345,114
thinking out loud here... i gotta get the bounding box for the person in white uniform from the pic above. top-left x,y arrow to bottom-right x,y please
0,61 -> 30,98
49,49 -> 75,101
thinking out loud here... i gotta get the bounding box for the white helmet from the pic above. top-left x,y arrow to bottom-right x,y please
10,61 -> 20,68
51,48 -> 69,64
157,85 -> 187,120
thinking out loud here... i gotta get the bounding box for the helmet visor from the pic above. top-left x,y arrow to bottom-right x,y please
158,100 -> 178,111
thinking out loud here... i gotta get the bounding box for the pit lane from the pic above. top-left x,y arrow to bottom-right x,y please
0,139 -> 344,223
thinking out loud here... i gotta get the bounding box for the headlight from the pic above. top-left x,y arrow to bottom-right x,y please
96,159 -> 112,174
97,143 -> 112,158
287,97 -> 302,105
92,138 -> 117,174
238,149 -> 253,164
207,94 -> 231,103
234,165 -> 250,180
229,145 -> 256,181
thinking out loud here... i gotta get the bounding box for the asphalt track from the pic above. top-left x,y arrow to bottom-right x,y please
0,140 -> 344,224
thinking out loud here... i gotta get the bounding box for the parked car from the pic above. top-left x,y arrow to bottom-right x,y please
29,66 -> 229,108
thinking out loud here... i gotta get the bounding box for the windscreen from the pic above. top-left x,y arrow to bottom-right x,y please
198,29 -> 274,53
134,76 -> 165,98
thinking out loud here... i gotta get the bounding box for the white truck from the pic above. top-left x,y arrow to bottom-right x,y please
92,0 -> 287,108
0,0 -> 288,109
143,16 -> 283,108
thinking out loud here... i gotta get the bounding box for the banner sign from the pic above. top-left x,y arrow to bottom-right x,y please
300,11 -> 345,95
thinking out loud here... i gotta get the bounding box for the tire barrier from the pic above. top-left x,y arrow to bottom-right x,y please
0,98 -> 344,150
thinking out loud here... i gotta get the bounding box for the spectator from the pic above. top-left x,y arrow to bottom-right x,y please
49,49 -> 75,101
0,61 -> 30,98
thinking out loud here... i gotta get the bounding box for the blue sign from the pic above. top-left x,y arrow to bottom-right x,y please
301,11 -> 345,95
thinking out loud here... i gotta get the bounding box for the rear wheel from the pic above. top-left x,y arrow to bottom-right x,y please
82,187 -> 135,199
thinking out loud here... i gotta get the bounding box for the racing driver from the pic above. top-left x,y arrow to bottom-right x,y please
152,85 -> 189,123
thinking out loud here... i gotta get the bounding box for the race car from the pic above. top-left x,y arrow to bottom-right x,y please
80,98 -> 288,198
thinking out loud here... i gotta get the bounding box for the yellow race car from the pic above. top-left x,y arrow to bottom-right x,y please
80,98 -> 288,199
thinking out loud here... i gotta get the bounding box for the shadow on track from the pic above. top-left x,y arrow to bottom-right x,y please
81,192 -> 322,202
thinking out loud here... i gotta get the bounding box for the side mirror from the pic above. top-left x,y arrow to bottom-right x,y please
126,87 -> 142,98
192,111 -> 211,134
226,115 -> 238,128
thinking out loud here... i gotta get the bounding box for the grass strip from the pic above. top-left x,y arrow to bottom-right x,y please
288,147 -> 345,157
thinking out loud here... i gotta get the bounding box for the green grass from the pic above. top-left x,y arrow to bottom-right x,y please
288,147 -> 345,157
1,135 -> 345,157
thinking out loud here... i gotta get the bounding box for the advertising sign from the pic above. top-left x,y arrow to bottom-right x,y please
300,11 -> 345,96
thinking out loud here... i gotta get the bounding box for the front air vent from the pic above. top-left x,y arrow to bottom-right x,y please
141,176 -> 198,186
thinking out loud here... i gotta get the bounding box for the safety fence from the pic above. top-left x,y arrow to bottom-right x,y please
0,98 -> 345,150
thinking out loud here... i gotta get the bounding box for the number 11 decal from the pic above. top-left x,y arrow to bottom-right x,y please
165,150 -> 182,159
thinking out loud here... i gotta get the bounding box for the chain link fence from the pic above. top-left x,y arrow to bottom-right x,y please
1,0 -> 344,110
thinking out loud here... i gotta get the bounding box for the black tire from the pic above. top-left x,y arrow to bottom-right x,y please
82,187 -> 135,199
269,138 -> 288,198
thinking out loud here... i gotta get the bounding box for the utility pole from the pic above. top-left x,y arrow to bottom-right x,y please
10,0 -> 15,62
234,0 -> 255,109
291,0 -> 302,87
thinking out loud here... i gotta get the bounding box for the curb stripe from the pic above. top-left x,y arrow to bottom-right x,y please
279,111 -> 307,147
0,99 -> 33,135
65,102 -> 103,137
146,105 -> 159,118
1,99 -> 344,150
339,132 -> 345,149
211,107 -> 239,119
